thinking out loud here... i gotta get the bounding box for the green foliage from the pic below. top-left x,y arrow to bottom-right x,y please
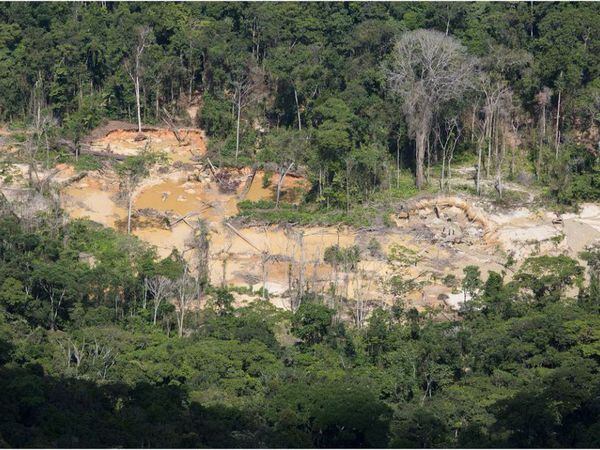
0,212 -> 600,447
323,244 -> 361,271
291,300 -> 334,346
0,3 -> 600,448
367,237 -> 382,258
236,200 -> 376,227
543,144 -> 600,205
63,94 -> 106,142
198,93 -> 234,138
515,255 -> 583,304
462,265 -> 482,301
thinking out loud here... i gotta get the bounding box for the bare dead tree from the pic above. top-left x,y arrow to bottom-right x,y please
435,116 -> 462,192
386,29 -> 476,189
276,162 -> 294,207
555,71 -> 564,159
352,268 -> 374,329
480,77 -> 510,177
174,263 -> 196,337
535,86 -> 553,178
233,64 -> 267,161
494,90 -> 515,198
284,227 -> 306,311
146,275 -> 173,325
219,243 -> 233,287
126,26 -> 152,134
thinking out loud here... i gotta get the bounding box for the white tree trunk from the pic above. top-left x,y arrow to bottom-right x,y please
294,87 -> 301,131
476,143 -> 483,195
235,86 -> 241,161
415,127 -> 427,189
276,162 -> 294,207
555,90 -> 561,158
135,71 -> 142,133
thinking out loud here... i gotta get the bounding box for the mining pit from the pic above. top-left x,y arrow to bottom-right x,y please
2,123 -> 599,315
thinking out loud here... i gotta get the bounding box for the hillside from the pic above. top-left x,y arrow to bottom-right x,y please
0,2 -> 599,448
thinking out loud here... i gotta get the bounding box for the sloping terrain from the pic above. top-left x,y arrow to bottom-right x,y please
2,123 -> 598,314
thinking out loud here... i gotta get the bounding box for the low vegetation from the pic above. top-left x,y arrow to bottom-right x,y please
0,215 -> 599,447
0,2 -> 599,448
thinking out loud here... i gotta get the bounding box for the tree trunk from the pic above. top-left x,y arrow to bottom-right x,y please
127,191 -> 133,234
471,107 -> 476,142
235,86 -> 241,162
555,90 -> 561,158
440,147 -> 446,191
476,143 -> 483,195
276,162 -> 294,207
135,65 -> 142,133
143,279 -> 148,309
178,308 -> 185,337
346,159 -> 351,212
294,86 -> 301,131
426,136 -> 431,184
153,301 -> 160,325
396,136 -> 401,189
155,84 -> 160,120
447,151 -> 453,191
486,114 -> 492,178
296,232 -> 305,308
261,255 -> 268,301
415,128 -> 427,189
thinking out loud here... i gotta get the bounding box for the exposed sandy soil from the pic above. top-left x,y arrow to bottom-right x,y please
243,171 -> 309,203
54,148 -> 600,314
4,123 -> 600,315
562,204 -> 600,254
90,125 -> 206,163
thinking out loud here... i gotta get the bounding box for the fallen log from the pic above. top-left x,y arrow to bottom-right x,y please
56,171 -> 88,188
224,222 -> 264,253
239,166 -> 258,200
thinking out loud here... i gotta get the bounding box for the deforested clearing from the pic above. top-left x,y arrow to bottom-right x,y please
0,2 -> 599,449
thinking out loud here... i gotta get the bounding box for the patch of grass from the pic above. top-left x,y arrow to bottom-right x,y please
236,200 -> 377,227
55,152 -> 102,172
491,189 -> 529,207
385,171 -> 420,199
73,154 -> 103,171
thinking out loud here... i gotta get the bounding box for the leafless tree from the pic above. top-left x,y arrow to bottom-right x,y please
494,90 -> 516,198
352,269 -> 374,329
146,275 -> 173,325
473,75 -> 512,194
284,227 -> 306,311
55,333 -> 117,380
233,64 -> 267,161
435,116 -> 461,191
535,86 -> 553,177
554,71 -> 564,159
219,243 -> 233,287
126,26 -> 151,134
174,263 -> 196,337
386,29 -> 476,189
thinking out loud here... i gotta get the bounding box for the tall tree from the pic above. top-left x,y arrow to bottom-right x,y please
126,26 -> 152,134
386,29 -> 475,189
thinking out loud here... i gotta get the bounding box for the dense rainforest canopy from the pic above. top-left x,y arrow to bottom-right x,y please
1,211 -> 600,447
0,1 -> 599,203
1,2 -> 600,448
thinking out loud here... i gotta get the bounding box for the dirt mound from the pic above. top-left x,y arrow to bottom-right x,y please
395,195 -> 496,244
87,122 -> 206,163
84,120 -> 140,142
